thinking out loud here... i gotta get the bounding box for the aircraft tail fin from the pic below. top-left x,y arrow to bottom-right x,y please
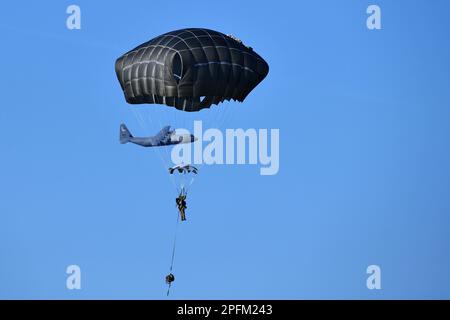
120,124 -> 133,144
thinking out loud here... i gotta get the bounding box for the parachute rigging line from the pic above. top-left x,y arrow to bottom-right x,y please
130,108 -> 177,190
167,211 -> 180,296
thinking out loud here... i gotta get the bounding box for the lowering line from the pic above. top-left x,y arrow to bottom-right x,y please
166,211 -> 180,296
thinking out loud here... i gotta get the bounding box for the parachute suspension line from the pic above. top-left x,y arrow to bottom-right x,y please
150,112 -> 180,192
177,173 -> 195,195
188,175 -> 196,189
215,104 -> 228,127
131,108 -> 165,168
182,171 -> 195,191
160,117 -> 174,168
224,106 -> 236,128
212,106 -> 226,129
216,103 -> 234,131
145,110 -> 170,165
132,108 -> 177,190
151,110 -> 172,166
131,108 -> 176,192
202,103 -> 232,139
167,210 -> 180,296
169,213 -> 179,272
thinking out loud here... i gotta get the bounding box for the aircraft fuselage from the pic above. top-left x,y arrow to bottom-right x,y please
129,133 -> 197,147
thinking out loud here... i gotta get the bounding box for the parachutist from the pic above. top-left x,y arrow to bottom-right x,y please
176,190 -> 188,221
165,273 -> 175,284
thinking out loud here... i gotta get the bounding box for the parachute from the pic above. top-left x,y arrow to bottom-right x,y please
116,28 -> 269,296
169,164 -> 198,175
168,164 -> 197,208
115,28 -> 269,111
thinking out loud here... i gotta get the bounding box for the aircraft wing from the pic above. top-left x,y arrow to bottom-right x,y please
155,126 -> 173,144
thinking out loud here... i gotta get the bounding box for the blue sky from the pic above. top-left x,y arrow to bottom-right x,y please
1,0 -> 450,299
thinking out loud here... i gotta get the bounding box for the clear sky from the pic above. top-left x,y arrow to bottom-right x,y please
1,0 -> 450,299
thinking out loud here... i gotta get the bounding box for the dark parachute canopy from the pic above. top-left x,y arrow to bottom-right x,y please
169,164 -> 198,175
115,28 -> 269,112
